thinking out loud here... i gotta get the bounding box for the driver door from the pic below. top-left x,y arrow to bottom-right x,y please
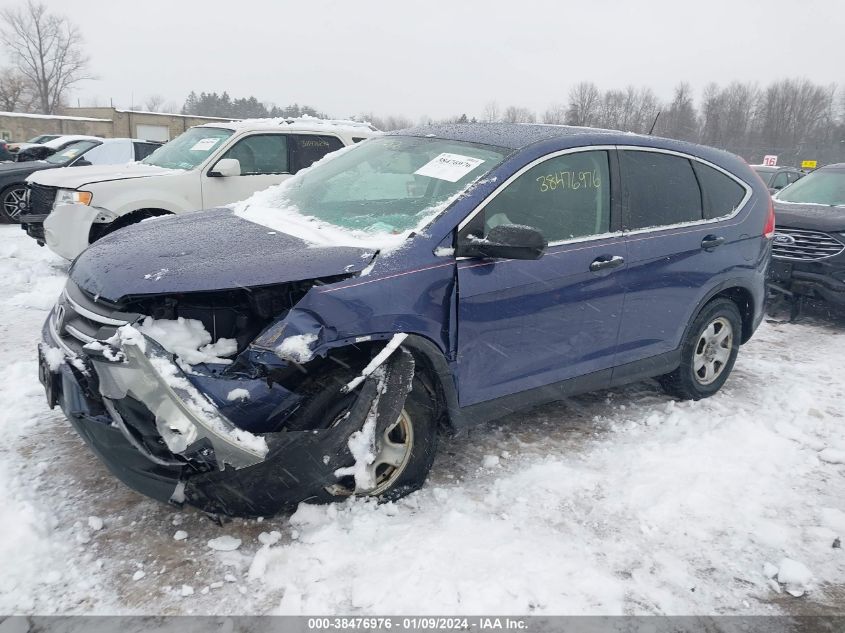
202,133 -> 292,208
455,148 -> 627,406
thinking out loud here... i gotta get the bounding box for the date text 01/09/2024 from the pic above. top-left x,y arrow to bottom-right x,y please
306,617 -> 528,630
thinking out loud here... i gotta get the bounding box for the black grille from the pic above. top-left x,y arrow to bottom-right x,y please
27,183 -> 57,216
772,227 -> 845,261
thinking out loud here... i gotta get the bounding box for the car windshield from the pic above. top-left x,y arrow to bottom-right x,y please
776,169 -> 845,206
243,136 -> 506,235
752,167 -> 774,186
44,140 -> 99,165
141,127 -> 233,170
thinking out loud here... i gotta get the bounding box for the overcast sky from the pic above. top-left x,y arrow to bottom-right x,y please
2,0 -> 843,120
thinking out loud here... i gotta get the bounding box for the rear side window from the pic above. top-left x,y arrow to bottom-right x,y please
291,135 -> 344,173
692,162 -> 746,219
622,150 -> 702,230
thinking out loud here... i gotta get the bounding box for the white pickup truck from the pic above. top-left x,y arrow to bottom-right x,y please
22,117 -> 379,259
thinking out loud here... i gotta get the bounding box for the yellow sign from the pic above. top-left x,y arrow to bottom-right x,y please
801,160 -> 818,169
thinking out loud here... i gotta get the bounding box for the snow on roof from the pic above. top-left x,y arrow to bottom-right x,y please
0,110 -> 110,122
201,115 -> 379,134
42,134 -> 104,148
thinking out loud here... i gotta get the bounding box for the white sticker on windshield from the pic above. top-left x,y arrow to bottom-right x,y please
414,153 -> 485,182
189,138 -> 221,152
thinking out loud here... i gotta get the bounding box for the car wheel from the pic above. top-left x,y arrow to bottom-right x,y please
0,185 -> 28,223
326,372 -> 439,502
659,298 -> 742,401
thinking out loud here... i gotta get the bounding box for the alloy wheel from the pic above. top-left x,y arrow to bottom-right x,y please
693,316 -> 733,385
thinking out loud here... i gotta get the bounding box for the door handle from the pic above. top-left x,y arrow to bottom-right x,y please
701,235 -> 726,250
589,255 -> 625,272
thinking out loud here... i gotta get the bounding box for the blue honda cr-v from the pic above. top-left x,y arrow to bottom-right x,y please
39,123 -> 774,517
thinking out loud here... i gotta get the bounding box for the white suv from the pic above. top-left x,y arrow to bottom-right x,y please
24,118 -> 379,259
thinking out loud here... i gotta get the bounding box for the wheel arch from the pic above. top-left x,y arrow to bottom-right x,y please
89,207 -> 173,242
691,281 -> 758,345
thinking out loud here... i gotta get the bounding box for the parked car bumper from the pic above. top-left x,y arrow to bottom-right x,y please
770,257 -> 845,306
43,203 -> 103,260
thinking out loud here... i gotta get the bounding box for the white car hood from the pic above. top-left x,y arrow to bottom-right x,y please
26,163 -> 183,188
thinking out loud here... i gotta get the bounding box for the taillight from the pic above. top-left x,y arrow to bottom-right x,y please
763,198 -> 775,239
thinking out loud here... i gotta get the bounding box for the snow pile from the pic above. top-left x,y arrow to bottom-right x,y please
775,558 -> 814,597
226,388 -> 251,402
137,316 -> 237,365
207,536 -> 242,552
276,334 -> 318,364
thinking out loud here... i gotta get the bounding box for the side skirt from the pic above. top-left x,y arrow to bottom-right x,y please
451,349 -> 681,429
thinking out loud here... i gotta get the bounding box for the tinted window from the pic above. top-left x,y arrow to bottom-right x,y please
787,171 -> 803,184
692,162 -> 746,219
622,150 -> 702,229
463,150 -> 611,243
221,134 -> 288,175
292,135 -> 344,173
134,142 -> 160,161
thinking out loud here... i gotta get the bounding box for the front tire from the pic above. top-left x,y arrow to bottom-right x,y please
659,298 -> 742,401
0,184 -> 28,223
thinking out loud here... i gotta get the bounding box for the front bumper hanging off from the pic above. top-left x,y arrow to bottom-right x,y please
42,318 -> 415,517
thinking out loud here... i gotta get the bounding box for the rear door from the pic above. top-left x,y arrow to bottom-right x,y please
616,148 -> 750,366
455,148 -> 627,406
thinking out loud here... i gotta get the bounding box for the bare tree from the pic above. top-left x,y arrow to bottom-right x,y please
0,1 -> 91,114
502,105 -> 535,123
144,94 -> 165,112
0,66 -> 33,111
565,81 -> 600,126
482,101 -> 500,123
542,102 -> 567,124
658,82 -> 698,141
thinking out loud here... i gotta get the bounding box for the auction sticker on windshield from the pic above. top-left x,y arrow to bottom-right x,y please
190,138 -> 221,152
414,153 -> 485,182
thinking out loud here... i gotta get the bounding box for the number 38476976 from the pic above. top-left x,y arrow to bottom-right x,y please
536,169 -> 601,192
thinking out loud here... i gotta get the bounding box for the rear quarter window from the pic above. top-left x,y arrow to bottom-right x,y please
692,162 -> 747,220
622,150 -> 702,230
291,135 -> 344,173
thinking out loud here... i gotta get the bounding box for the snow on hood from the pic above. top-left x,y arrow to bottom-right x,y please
26,162 -> 181,188
69,208 -> 376,301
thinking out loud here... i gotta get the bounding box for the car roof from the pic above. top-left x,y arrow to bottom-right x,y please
389,122 -> 736,159
819,163 -> 845,171
750,164 -> 800,171
199,116 -> 379,135
42,135 -> 103,148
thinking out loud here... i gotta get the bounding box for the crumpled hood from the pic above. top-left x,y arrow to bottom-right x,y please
27,162 -> 179,188
774,201 -> 845,233
70,208 -> 375,302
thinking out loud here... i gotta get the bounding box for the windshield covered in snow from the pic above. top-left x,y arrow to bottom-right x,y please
776,168 -> 845,207
249,136 -> 506,234
142,126 -> 233,170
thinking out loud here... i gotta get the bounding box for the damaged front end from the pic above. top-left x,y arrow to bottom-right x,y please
42,278 -> 417,518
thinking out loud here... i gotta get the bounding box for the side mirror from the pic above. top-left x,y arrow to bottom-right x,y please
456,223 -> 547,260
208,158 -> 241,177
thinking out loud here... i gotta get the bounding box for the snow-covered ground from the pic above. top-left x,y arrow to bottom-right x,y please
0,225 -> 843,615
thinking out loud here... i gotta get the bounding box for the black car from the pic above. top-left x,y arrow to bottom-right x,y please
752,165 -> 805,194
0,138 -> 160,223
770,163 -> 845,308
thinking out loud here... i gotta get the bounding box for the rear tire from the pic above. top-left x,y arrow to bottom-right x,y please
659,298 -> 742,401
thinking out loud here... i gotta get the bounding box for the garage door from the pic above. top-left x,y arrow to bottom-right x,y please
135,124 -> 170,142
